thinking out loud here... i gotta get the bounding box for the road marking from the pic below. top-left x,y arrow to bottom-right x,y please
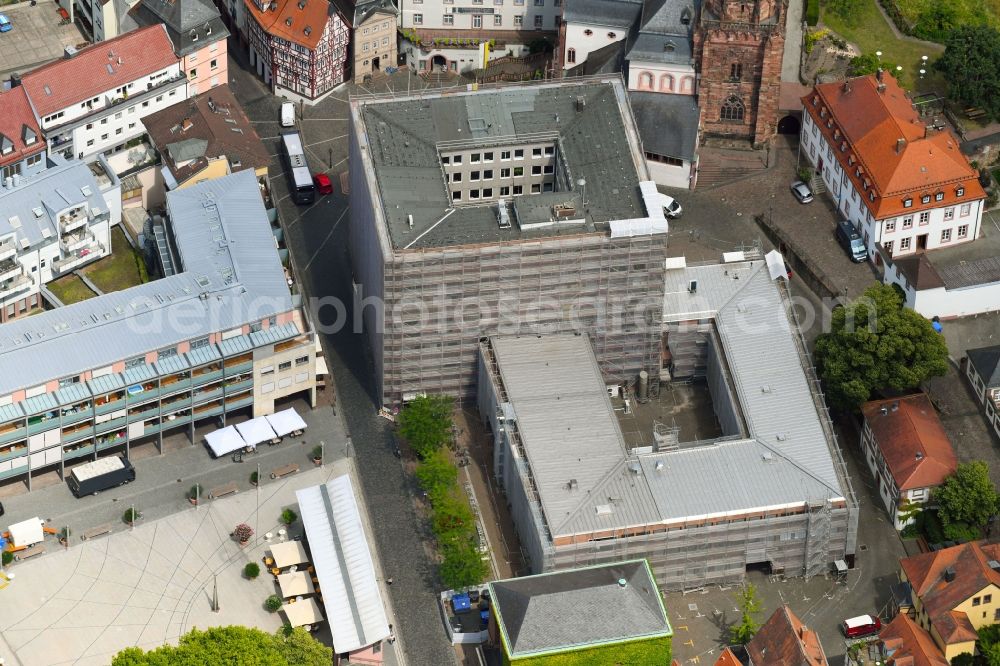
676,625 -> 688,631
305,134 -> 347,148
304,207 -> 350,271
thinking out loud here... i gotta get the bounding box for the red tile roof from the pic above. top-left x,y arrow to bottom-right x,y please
802,74 -> 986,220
879,614 -> 949,666
713,648 -> 742,666
861,393 -> 957,492
745,605 -> 828,666
245,0 -> 333,50
0,86 -> 44,168
901,540 -> 1000,646
22,25 -> 178,118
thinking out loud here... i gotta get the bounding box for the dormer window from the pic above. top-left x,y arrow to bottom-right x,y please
0,134 -> 12,155
826,119 -> 833,128
848,156 -> 855,166
903,198 -> 913,208
820,108 -> 827,118
583,28 -> 593,35
934,191 -> 943,201
869,191 -> 876,201
840,141 -> 847,152
813,95 -> 819,106
855,167 -> 861,178
956,186 -> 965,197
921,194 -> 931,204
833,129 -> 840,140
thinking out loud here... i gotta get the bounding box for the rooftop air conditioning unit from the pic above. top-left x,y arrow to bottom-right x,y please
496,200 -> 511,229
552,202 -> 576,218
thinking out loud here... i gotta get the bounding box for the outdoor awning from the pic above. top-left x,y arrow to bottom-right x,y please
270,540 -> 309,568
204,426 -> 246,457
296,475 -> 390,653
281,598 -> 324,628
265,408 -> 307,437
315,356 -> 328,376
8,517 -> 45,547
277,571 -> 316,598
234,418 -> 276,447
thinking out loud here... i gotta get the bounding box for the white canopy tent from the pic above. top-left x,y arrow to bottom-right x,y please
265,408 -> 307,437
205,426 -> 247,457
282,598 -> 324,628
296,475 -> 390,653
270,540 -> 309,569
8,517 -> 45,547
277,571 -> 316,598
234,417 -> 277,447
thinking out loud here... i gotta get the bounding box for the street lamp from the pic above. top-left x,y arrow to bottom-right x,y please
577,178 -> 586,208
875,50 -> 882,61
896,65 -> 903,77
919,68 -> 926,80
921,55 -> 928,67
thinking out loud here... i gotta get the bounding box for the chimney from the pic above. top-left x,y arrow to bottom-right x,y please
944,567 -> 956,583
876,68 -> 884,83
9,72 -> 21,87
916,451 -> 924,461
895,138 -> 906,154
842,80 -> 851,94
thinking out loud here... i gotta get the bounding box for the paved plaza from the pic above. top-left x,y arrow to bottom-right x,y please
0,0 -> 87,82
0,461 -> 401,666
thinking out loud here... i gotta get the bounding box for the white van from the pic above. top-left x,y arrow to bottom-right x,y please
280,102 -> 295,127
659,193 -> 683,219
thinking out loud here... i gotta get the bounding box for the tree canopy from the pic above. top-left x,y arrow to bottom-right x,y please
398,394 -> 454,459
111,626 -> 331,666
814,283 -> 948,410
730,584 -> 762,645
935,26 -> 1000,123
937,461 -> 1000,534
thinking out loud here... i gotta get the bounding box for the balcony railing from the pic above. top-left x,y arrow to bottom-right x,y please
0,272 -> 31,299
49,134 -> 72,148
0,238 -> 16,263
52,243 -> 103,275
0,258 -> 22,284
60,229 -> 94,254
59,209 -> 89,234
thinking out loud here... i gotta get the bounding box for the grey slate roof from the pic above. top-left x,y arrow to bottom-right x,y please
355,78 -> 649,249
130,0 -> 230,56
0,170 -> 294,396
626,0 -> 695,64
0,158 -> 115,248
353,0 -> 396,26
968,346 -> 1000,389
493,260 -> 845,540
628,91 -> 699,161
566,39 -> 626,77
488,560 -> 671,658
562,0 -> 644,28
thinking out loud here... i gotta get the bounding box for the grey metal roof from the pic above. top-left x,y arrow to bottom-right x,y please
54,383 -> 91,406
22,393 -> 57,415
662,258 -> 758,320
122,364 -> 157,385
488,560 -> 671,658
968,346 -> 1000,389
0,170 -> 295,396
0,403 -> 23,421
187,344 -> 221,366
355,78 -> 649,249
87,374 -> 124,394
628,91 -> 699,162
0,158 -> 113,248
155,353 -> 190,375
218,334 -> 254,356
562,0 -> 643,28
353,0 -> 396,27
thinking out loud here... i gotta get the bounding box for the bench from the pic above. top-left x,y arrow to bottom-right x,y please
270,463 -> 300,479
209,481 -> 239,499
81,524 -> 112,541
16,544 -> 45,560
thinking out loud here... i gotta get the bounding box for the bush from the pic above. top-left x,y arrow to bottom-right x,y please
924,510 -> 946,544
310,445 -> 323,461
280,509 -> 298,526
398,395 -> 454,459
943,521 -> 981,543
796,166 -> 813,183
805,0 -> 819,25
2,551 -> 13,566
59,527 -> 72,541
123,508 -> 141,524
250,470 -> 259,485
188,484 -> 203,500
265,594 -> 283,612
233,523 -> 254,543
244,563 -> 261,579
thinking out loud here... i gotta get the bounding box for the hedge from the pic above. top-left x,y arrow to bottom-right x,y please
503,635 -> 672,666
806,0 -> 819,26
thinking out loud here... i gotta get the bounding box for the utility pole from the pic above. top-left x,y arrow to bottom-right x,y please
320,440 -> 325,468
212,574 -> 219,612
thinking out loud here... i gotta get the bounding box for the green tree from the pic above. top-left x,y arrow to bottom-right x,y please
914,3 -> 959,41
848,53 -> 898,77
730,583 -> 762,644
823,0 -> 865,28
111,626 -> 330,666
936,461 -> 999,532
432,492 -> 475,542
814,283 -> 948,411
439,540 -> 488,589
415,448 -> 459,502
398,394 -> 454,459
935,26 -> 1000,123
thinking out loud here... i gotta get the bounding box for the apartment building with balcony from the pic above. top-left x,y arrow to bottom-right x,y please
0,86 -> 47,182
398,0 -> 560,74
0,170 -> 318,491
801,73 -> 987,265
0,154 -> 121,322
21,25 -> 186,168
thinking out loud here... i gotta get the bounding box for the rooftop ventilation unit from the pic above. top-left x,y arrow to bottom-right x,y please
654,461 -> 664,471
497,200 -> 511,229
551,202 -> 576,218
575,96 -> 586,111
688,279 -> 698,293
629,462 -> 641,475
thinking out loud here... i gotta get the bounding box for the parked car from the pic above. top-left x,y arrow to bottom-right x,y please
313,173 -> 333,195
280,102 -> 295,127
790,180 -> 814,204
0,14 -> 12,32
659,193 -> 683,219
842,614 -> 882,639
835,220 -> 867,263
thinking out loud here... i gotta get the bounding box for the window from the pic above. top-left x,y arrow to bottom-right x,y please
413,13 -> 422,23
125,356 -> 146,369
531,165 -> 541,175
720,96 -> 744,122
86,139 -> 95,147
483,152 -> 493,161
534,15 -> 543,27
514,12 -> 523,22
514,149 -> 524,158
101,133 -> 109,140
534,0 -> 542,4
900,237 -> 911,251
884,240 -> 894,255
921,194 -> 931,204
531,147 -> 542,158
453,155 -> 462,164
513,166 -> 523,176
470,171 -> 480,181
935,191 -> 944,201
500,168 -> 510,178
452,173 -> 462,183
919,211 -> 929,225
544,146 -> 554,156
974,596 -> 982,606
364,42 -> 370,51
442,156 -> 451,165
607,31 -> 616,38
995,609 -> 1000,622
501,151 -> 511,160
483,169 -> 493,178
473,14 -> 483,27
729,63 -> 742,80
469,189 -> 480,199
128,106 -> 135,114
86,123 -> 93,130
278,361 -> 292,371
567,48 -> 576,64
443,14 -> 453,23
941,228 -> 952,242
101,118 -> 108,125
512,185 -> 523,195
295,355 -> 309,366
531,183 -> 541,193
885,220 -> 895,233
944,207 -> 954,221
902,216 -> 912,229
452,191 -> 462,201
961,203 -> 971,216
958,224 -> 969,239
985,594 -> 993,604
493,13 -> 502,24
500,186 -> 510,195
483,188 -> 493,197
115,128 -> 123,135
543,165 -> 553,174
471,153 -> 481,163
956,186 -> 965,197
27,153 -> 41,167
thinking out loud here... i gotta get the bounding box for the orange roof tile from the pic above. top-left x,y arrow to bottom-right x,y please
745,605 -> 828,666
0,86 -> 45,168
802,74 -> 986,220
713,648 -> 742,666
244,0 -> 333,50
879,614 -> 949,666
861,394 -> 957,491
22,25 -> 178,118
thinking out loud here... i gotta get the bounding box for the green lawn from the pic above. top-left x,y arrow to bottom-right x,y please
821,0 -> 944,92
896,0 -> 1000,33
81,227 -> 148,293
48,274 -> 97,305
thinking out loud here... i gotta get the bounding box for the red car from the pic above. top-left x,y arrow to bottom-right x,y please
313,173 -> 333,195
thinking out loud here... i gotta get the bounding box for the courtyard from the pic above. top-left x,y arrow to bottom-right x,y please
0,0 -> 86,82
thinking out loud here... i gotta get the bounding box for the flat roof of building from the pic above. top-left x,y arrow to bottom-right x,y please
488,559 -> 671,659
893,221 -> 1000,291
352,77 -> 653,250
0,169 -> 295,397
486,257 -> 848,539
